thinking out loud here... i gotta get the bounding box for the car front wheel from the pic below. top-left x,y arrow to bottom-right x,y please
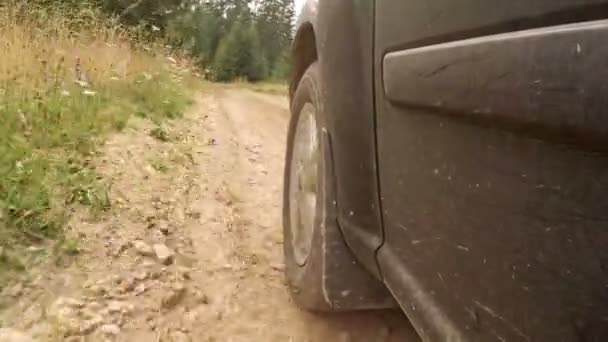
283,63 -> 395,312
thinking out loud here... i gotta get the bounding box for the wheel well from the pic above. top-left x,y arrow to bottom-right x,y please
290,23 -> 318,101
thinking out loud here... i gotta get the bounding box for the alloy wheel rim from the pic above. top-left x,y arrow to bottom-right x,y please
289,102 -> 320,266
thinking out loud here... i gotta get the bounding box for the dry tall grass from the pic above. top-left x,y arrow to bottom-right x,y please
0,2 -> 192,270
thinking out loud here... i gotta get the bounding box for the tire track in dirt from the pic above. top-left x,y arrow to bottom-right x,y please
199,88 -> 419,342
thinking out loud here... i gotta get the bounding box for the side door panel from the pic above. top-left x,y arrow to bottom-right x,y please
375,1 -> 608,341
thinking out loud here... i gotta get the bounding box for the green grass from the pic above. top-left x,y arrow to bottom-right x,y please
230,81 -> 288,96
0,75 -> 189,250
0,9 -> 202,296
0,3 -> 199,281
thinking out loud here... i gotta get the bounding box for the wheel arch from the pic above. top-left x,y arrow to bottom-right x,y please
292,1 -> 387,281
290,22 -> 318,104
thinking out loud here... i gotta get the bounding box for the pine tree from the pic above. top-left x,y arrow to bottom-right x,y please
256,0 -> 294,76
212,16 -> 267,82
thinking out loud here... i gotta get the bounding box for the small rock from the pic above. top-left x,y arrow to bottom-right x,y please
80,316 -> 103,335
173,207 -> 185,224
48,297 -> 83,321
158,222 -> 171,235
153,244 -> 175,265
143,164 -> 156,178
193,290 -> 209,305
22,303 -> 44,327
87,284 -> 107,296
150,269 -> 163,279
60,318 -> 82,337
270,263 -> 285,272
170,330 -> 191,342
144,212 -> 157,228
103,293 -> 117,300
109,315 -> 124,327
100,324 -> 121,336
64,337 -> 83,342
161,283 -> 186,309
122,277 -> 137,292
88,301 -> 103,311
133,240 -> 154,257
0,328 -> 34,342
182,310 -> 199,327
134,271 -> 149,281
107,301 -> 134,315
27,246 -> 44,253
134,283 -> 146,296
112,241 -> 132,257
142,259 -> 156,268
177,266 -> 191,280
6,282 -> 24,297
28,322 -> 51,339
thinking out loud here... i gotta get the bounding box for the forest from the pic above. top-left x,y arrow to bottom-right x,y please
28,0 -> 295,82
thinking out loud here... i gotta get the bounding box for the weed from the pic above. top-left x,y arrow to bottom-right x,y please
150,126 -> 171,142
150,158 -> 170,173
61,239 -> 81,256
0,251 -> 25,273
0,3 -> 192,249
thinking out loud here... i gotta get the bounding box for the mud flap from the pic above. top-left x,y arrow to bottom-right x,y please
319,128 -> 396,310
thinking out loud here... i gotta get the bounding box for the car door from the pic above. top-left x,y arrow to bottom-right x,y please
374,1 -> 608,341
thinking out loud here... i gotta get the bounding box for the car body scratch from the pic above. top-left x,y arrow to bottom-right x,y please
474,301 -> 531,341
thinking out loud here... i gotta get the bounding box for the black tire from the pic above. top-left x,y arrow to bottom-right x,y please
283,62 -> 333,311
283,63 -> 395,312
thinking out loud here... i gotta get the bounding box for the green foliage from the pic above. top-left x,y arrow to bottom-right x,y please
99,0 -> 190,28
166,4 -> 225,68
255,0 -> 294,75
270,48 -> 292,80
212,18 -> 268,82
167,0 -> 293,82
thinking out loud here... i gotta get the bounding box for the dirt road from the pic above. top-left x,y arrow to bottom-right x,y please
0,88 -> 418,342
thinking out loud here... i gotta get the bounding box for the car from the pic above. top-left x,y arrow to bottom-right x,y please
282,1 -> 608,341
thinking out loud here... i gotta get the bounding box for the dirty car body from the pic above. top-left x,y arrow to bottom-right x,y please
287,1 -> 608,341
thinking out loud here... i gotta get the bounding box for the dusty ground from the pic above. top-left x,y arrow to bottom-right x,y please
0,88 -> 418,342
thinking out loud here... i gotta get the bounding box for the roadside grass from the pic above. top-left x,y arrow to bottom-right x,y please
230,80 -> 288,96
0,3 -> 194,272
